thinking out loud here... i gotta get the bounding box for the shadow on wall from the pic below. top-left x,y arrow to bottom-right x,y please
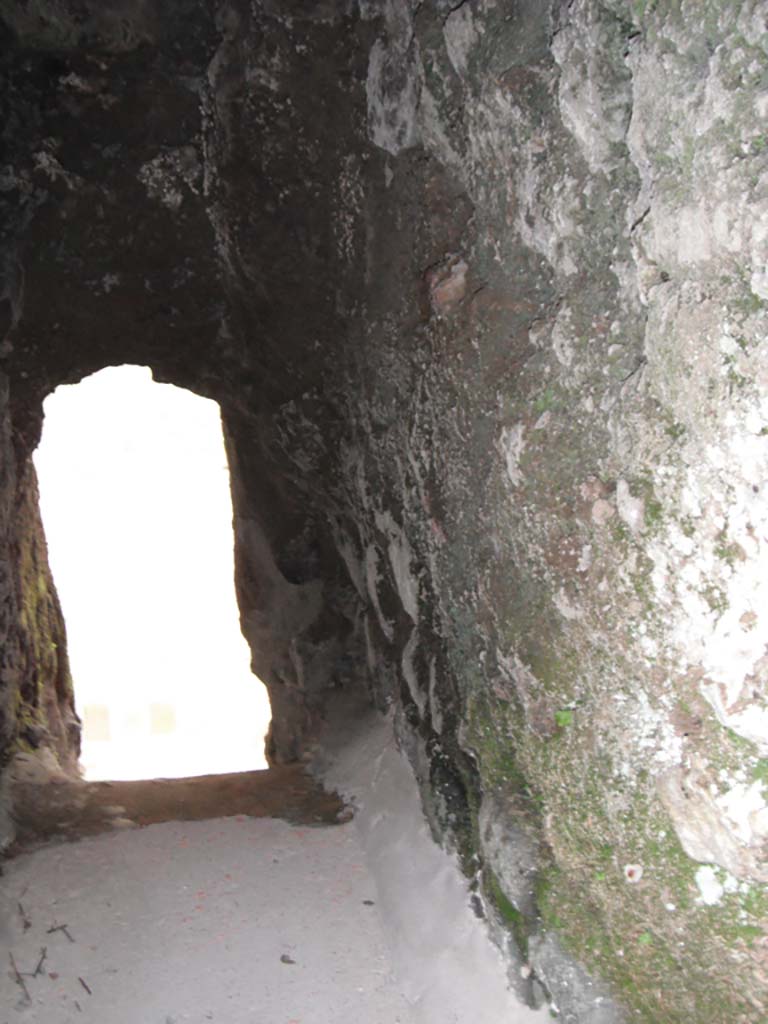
33,365 -> 271,780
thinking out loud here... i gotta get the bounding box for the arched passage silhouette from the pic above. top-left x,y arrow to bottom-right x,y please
33,365 -> 271,780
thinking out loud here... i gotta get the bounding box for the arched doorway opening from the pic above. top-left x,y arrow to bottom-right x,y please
33,365 -> 271,780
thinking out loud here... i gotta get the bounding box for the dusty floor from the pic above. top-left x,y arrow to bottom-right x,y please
1,814 -> 415,1024
2,719 -> 549,1024
7,766 -> 346,853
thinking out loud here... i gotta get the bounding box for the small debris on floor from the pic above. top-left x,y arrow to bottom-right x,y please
17,902 -> 31,930
32,946 -> 47,976
9,951 -> 31,1003
46,921 -> 75,942
2,816 -> 416,1023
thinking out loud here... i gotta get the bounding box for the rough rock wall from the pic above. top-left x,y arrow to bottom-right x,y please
0,1 -> 767,1021
0,0 -> 226,797
0,0 -> 359,769
324,3 -> 768,1021
206,1 -> 373,760
0,371 -> 78,846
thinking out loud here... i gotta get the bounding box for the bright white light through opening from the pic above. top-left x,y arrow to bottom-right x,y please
33,365 -> 271,781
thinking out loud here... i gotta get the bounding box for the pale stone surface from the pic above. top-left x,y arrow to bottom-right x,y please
658,763 -> 768,884
1,817 -> 416,1024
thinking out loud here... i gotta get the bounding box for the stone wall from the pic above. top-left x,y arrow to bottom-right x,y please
0,2 -> 766,1020
328,4 -> 768,1019
0,373 -> 78,846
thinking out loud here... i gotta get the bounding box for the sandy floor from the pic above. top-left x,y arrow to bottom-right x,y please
8,765 -> 345,852
3,702 -> 551,1024
1,817 -> 415,1024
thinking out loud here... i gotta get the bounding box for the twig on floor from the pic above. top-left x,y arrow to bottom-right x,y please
32,947 -> 48,977
78,976 -> 92,995
17,902 -> 31,930
47,921 -> 75,942
9,952 -> 31,1004
74,1000 -> 82,1012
